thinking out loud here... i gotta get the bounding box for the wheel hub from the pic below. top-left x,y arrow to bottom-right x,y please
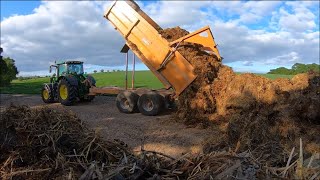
142,98 -> 154,112
43,89 -> 49,99
120,98 -> 130,109
59,85 -> 68,100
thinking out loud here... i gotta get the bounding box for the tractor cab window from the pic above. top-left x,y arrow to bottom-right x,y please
68,64 -> 83,74
58,64 -> 67,76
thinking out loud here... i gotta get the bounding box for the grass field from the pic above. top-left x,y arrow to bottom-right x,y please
236,72 -> 294,80
0,71 -> 294,94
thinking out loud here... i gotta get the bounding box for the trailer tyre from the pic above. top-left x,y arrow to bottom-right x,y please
138,93 -> 164,116
116,91 -> 139,113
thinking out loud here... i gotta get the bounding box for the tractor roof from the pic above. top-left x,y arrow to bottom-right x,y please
56,61 -> 83,65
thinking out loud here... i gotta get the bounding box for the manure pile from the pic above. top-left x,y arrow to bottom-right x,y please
1,106 -> 318,179
0,105 -> 130,179
160,26 -> 320,174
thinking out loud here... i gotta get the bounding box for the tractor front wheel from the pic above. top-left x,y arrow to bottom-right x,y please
58,79 -> 78,106
41,84 -> 54,103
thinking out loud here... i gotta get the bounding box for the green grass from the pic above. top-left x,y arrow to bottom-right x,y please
0,77 -> 50,94
91,71 -> 163,89
236,73 -> 294,80
0,71 -> 294,94
255,74 -> 294,80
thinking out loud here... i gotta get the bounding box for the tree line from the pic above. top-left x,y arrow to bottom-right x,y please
93,69 -> 123,73
0,47 -> 19,87
268,63 -> 320,75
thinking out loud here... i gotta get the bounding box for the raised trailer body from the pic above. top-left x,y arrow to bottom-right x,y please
104,0 -> 221,96
91,0 -> 221,116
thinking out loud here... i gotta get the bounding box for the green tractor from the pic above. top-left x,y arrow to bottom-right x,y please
41,61 -> 96,106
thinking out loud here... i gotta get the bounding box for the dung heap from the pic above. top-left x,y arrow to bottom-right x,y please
0,105 -> 130,179
159,27 -> 320,159
2,106 -> 318,179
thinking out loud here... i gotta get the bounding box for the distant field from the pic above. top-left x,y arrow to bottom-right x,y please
236,73 -> 294,80
0,77 -> 49,94
0,71 -> 294,94
92,71 -> 163,89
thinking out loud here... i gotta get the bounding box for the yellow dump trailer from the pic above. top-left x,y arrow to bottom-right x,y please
93,0 -> 222,116
104,0 -> 221,96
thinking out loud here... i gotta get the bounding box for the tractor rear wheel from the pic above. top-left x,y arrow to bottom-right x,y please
138,92 -> 164,116
116,91 -> 139,113
41,84 -> 54,103
58,79 -> 78,106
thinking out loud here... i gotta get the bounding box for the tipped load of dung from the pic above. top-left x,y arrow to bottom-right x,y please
159,26 -> 320,166
103,1 -> 319,157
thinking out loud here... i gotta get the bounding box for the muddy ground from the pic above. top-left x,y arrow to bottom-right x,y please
0,94 -> 214,158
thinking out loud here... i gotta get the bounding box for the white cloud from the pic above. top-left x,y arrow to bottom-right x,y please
242,61 -> 253,66
211,20 -> 318,66
1,1 -> 319,75
1,1 -> 124,72
277,1 -> 319,32
142,1 -> 211,28
208,1 -> 281,24
265,52 -> 300,65
278,6 -> 316,32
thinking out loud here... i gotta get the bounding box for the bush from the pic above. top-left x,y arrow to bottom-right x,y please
0,57 -> 18,87
268,63 -> 320,75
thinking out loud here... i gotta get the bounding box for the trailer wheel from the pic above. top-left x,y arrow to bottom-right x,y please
116,91 -> 139,113
138,93 -> 164,116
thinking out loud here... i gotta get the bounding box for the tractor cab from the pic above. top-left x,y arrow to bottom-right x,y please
49,61 -> 84,83
50,61 -> 84,75
66,63 -> 84,75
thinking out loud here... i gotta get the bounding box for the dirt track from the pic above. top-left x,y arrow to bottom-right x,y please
0,94 -> 213,158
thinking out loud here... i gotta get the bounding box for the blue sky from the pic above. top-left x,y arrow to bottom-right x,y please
1,1 -> 41,20
1,1 -> 319,76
